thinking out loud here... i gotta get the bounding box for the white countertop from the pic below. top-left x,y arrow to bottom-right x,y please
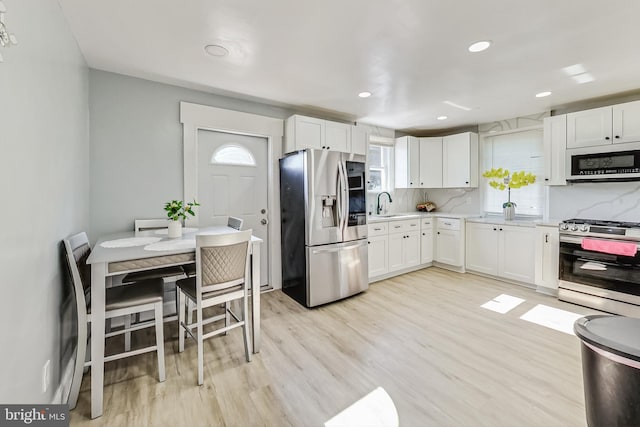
368,213 -> 562,228
368,212 -> 481,223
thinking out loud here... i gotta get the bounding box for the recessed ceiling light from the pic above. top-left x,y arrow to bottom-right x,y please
468,40 -> 492,53
562,64 -> 586,76
572,73 -> 594,84
358,91 -> 372,98
437,116 -> 448,121
204,44 -> 229,57
535,91 -> 552,98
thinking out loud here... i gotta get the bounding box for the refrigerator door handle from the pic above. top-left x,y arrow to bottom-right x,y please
338,160 -> 349,233
311,240 -> 367,254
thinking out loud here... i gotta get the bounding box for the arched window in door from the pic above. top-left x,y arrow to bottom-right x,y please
210,144 -> 256,166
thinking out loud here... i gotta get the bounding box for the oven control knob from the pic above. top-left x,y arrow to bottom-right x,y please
559,223 -> 568,230
570,225 -> 578,231
579,224 -> 589,232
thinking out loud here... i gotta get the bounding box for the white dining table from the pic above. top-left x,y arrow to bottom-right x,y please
86,226 -> 262,419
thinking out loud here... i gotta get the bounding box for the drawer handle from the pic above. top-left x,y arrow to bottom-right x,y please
374,227 -> 382,231
444,222 -> 452,226
410,224 -> 417,227
394,225 -> 401,228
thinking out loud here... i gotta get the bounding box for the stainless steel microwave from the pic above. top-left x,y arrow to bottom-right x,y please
566,143 -> 640,182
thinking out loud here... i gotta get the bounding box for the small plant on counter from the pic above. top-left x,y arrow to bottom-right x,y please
164,199 -> 200,222
482,168 -> 536,208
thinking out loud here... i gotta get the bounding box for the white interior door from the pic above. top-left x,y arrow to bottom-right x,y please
197,129 -> 269,286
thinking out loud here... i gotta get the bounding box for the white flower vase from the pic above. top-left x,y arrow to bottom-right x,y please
503,204 -> 516,221
168,220 -> 182,238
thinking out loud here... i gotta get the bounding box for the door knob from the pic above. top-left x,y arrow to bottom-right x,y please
261,208 -> 267,214
261,219 -> 268,225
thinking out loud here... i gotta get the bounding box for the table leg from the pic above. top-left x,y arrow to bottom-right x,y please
90,262 -> 106,419
251,242 -> 261,353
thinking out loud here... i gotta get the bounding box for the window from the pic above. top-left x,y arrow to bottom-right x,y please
210,144 -> 256,166
482,129 -> 544,216
368,143 -> 393,192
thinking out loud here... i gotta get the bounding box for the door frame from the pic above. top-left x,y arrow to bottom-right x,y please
180,101 -> 283,289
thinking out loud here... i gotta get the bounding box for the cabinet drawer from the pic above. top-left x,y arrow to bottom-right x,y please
368,222 -> 388,237
389,219 -> 421,234
437,218 -> 461,230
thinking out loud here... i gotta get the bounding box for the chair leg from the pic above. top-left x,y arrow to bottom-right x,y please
197,305 -> 204,385
154,302 -> 166,382
242,294 -> 252,362
187,299 -> 193,325
224,301 -> 231,335
68,319 -> 88,409
178,289 -> 185,353
124,315 -> 132,352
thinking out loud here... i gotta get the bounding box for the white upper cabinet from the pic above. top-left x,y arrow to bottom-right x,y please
285,115 -> 358,154
567,100 -> 640,149
542,115 -> 567,186
351,125 -> 368,156
612,101 -> 640,144
395,136 -> 421,188
325,121 -> 350,152
419,137 -> 443,188
442,132 -> 478,188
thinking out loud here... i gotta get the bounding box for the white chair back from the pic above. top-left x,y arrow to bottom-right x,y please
135,219 -> 170,235
227,216 -> 244,230
195,230 -> 252,296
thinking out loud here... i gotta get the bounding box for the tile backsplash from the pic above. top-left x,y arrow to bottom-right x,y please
368,188 -> 481,215
548,182 -> 640,221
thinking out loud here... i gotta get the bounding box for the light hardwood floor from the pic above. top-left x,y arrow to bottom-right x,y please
71,268 -> 600,426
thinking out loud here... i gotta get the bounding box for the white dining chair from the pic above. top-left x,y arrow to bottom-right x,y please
227,216 -> 244,230
63,232 -> 166,410
176,230 -> 252,385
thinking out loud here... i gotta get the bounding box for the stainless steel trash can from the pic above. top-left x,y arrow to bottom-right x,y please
574,315 -> 640,427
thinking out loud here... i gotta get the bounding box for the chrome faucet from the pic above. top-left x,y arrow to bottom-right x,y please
376,192 -> 393,215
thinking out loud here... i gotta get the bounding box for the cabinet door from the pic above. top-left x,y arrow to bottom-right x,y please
368,235 -> 389,278
566,106 -> 612,148
325,121 -> 350,152
498,225 -> 535,284
294,116 -> 324,150
542,115 -> 567,186
388,233 -> 405,272
435,229 -> 462,266
612,101 -> 640,144
403,231 -> 421,267
421,230 -> 434,264
443,133 -> 478,188
408,136 -> 421,188
351,125 -> 368,155
419,137 -> 443,188
465,223 -> 499,275
535,226 -> 559,290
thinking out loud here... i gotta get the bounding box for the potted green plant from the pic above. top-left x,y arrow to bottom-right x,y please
482,168 -> 536,220
164,199 -> 200,237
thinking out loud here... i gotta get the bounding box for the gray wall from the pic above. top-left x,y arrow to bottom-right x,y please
89,70 -> 293,239
0,0 -> 89,403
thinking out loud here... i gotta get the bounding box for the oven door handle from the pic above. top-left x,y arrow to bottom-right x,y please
560,234 -> 640,249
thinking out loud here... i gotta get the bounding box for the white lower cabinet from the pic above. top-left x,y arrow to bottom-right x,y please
368,235 -> 389,277
534,225 -> 559,293
465,222 -> 535,284
368,217 -> 432,280
435,218 -> 464,267
420,218 -> 434,264
388,219 -> 421,272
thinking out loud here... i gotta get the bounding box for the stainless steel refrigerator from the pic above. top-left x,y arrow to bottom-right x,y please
280,149 -> 368,307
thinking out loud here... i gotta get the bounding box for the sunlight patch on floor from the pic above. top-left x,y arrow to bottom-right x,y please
325,387 -> 399,427
520,304 -> 584,335
481,294 -> 526,314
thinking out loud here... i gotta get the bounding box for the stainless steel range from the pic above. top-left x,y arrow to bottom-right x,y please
558,219 -> 640,317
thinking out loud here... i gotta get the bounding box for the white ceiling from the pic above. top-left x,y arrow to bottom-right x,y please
58,0 -> 640,132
